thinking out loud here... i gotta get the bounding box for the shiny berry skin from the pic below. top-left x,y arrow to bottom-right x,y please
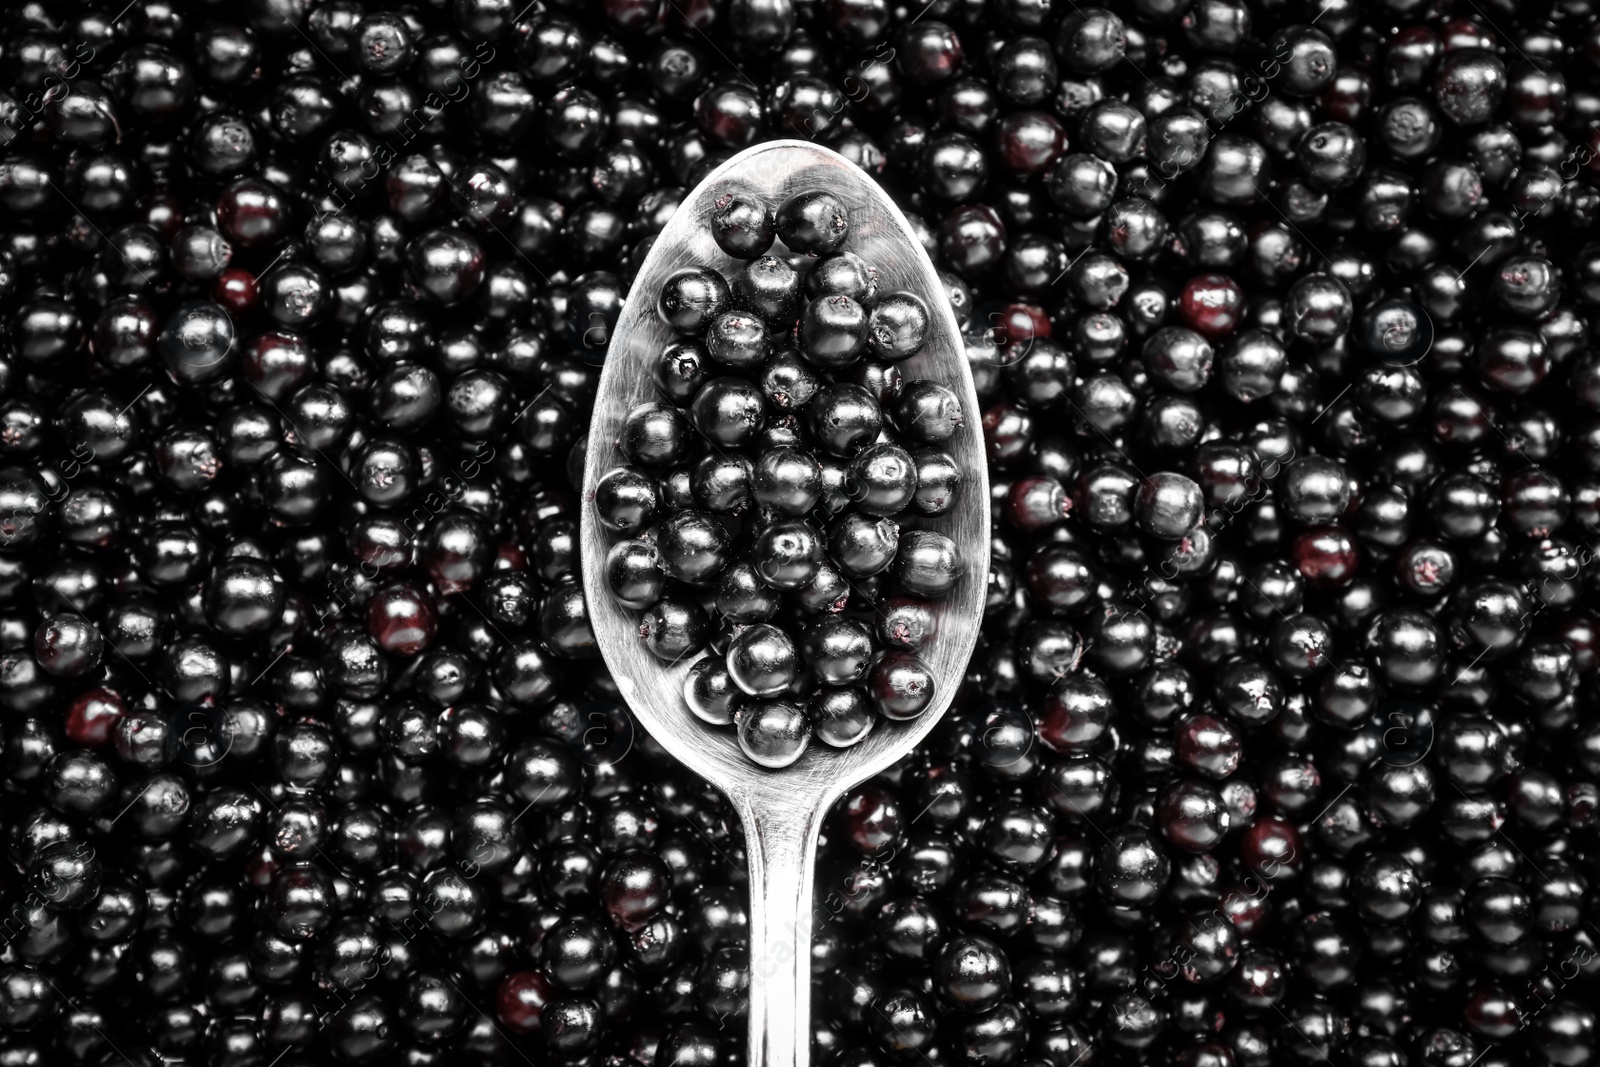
1294,526 -> 1361,588
710,189 -> 775,259
736,700 -> 811,768
1039,674 -> 1112,754
497,971 -> 552,1034
216,178 -> 288,249
1179,274 -> 1245,339
1175,713 -> 1243,779
998,111 -> 1068,175
65,688 -> 126,748
776,189 -> 850,255
869,652 -> 935,720
639,596 -> 710,662
601,851 -> 670,931
801,294 -> 870,368
686,656 -> 745,726
748,517 -> 824,589
620,403 -> 692,468
607,539 -> 666,611
808,383 -> 882,457
1157,780 -> 1230,853
1098,827 -> 1170,905
893,531 -> 960,599
726,623 -> 800,698
868,292 -> 931,361
659,267 -> 732,335
936,935 -> 1011,1011
34,613 -> 104,677
1240,816 -> 1304,882
1136,473 -> 1204,539
212,268 -> 258,316
9,3 -> 1599,1059
707,311 -> 771,370
367,582 -> 437,656
691,377 -> 767,449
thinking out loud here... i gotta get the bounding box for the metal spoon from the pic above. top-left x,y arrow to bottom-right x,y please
578,140 -> 989,1067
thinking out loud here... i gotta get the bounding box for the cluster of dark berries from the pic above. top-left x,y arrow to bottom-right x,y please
0,0 -> 1598,1065
595,183 -> 964,768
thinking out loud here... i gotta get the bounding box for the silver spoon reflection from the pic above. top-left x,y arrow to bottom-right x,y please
579,140 -> 988,1067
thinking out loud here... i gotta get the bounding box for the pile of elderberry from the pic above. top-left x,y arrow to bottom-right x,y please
595,184 -> 962,768
0,0 -> 1598,1066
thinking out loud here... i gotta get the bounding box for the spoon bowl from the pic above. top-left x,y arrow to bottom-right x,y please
579,140 -> 989,1067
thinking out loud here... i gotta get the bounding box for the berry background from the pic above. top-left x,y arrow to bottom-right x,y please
0,0 -> 1596,1066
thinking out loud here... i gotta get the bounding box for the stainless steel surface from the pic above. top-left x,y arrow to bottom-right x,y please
579,140 -> 990,1067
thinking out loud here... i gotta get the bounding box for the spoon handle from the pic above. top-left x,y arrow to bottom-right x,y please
740,799 -> 825,1067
